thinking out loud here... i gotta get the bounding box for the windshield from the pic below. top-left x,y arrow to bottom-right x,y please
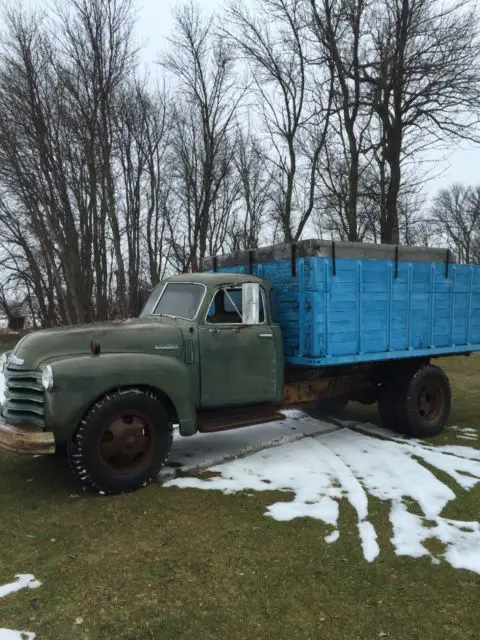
143,282 -> 205,320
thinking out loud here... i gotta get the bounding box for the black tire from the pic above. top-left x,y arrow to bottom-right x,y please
68,389 -> 173,494
383,365 -> 451,438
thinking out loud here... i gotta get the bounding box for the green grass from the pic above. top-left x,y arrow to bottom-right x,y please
0,356 -> 479,639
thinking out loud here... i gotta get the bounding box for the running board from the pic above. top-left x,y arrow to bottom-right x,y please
197,407 -> 285,433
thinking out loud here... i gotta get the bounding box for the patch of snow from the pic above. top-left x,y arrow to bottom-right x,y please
0,630 -> 35,640
351,422 -> 480,461
160,413 -> 340,480
166,425 -> 480,574
0,575 -> 41,599
0,576 -> 40,640
451,426 -> 477,435
358,521 -> 379,562
324,530 -> 339,544
449,426 -> 478,441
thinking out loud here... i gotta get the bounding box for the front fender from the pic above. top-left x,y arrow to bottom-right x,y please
44,353 -> 197,442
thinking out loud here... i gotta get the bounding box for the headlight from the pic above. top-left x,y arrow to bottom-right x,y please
0,353 -> 7,374
41,365 -> 54,391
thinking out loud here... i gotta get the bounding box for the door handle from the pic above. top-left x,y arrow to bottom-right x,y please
209,328 -> 218,334
258,333 -> 273,339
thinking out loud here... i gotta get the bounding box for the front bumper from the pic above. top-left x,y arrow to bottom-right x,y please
0,410 -> 55,455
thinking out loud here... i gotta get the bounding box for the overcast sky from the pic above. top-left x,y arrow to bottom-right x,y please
136,0 -> 480,204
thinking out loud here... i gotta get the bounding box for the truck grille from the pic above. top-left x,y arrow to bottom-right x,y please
2,365 -> 45,428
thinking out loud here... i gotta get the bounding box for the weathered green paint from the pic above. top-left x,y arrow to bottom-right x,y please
5,273 -> 282,445
199,324 -> 278,406
43,353 -> 197,442
14,318 -> 185,370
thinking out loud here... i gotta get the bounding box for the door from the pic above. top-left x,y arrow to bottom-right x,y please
199,285 -> 277,407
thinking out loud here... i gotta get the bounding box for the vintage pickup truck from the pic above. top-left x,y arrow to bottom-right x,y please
1,239 -> 479,494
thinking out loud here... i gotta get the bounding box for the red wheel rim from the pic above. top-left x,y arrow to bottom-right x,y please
97,412 -> 155,474
417,381 -> 445,425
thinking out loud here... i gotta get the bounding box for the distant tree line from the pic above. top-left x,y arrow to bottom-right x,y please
0,0 -> 479,327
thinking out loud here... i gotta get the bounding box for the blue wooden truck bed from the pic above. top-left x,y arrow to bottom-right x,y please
204,240 -> 480,368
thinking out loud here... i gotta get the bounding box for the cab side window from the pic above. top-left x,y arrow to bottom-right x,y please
207,287 -> 265,324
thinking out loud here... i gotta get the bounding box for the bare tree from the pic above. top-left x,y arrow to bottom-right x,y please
308,0 -> 373,241
115,79 -> 173,314
161,1 -> 244,271
3,0 -> 480,331
225,0 -> 333,242
227,128 -> 272,251
0,0 -> 166,325
356,151 -> 428,245
432,184 -> 480,263
0,9 -> 75,325
315,133 -> 374,242
56,0 -> 137,319
0,280 -> 27,330
360,0 -> 480,243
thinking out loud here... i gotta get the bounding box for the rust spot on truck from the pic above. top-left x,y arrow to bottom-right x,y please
281,379 -> 330,405
0,421 -> 55,455
281,368 -> 373,407
195,368 -> 375,435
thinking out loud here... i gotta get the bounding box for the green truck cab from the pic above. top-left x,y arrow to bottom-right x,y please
0,273 -> 288,493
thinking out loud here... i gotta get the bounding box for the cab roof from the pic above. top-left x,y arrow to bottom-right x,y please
166,272 -> 270,288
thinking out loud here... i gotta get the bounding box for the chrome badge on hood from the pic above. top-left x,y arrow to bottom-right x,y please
154,344 -> 180,351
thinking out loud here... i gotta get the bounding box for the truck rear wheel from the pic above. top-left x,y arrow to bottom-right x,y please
68,389 -> 173,494
380,365 -> 451,438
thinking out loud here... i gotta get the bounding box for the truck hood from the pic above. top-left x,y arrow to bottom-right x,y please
10,317 -> 185,370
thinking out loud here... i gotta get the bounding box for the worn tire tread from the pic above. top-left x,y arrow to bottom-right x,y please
392,364 -> 451,438
67,389 -> 173,494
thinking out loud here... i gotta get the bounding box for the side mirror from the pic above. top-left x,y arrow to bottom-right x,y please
242,283 -> 260,325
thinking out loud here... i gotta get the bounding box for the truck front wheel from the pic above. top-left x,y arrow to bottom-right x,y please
68,389 -> 173,494
379,365 -> 451,438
